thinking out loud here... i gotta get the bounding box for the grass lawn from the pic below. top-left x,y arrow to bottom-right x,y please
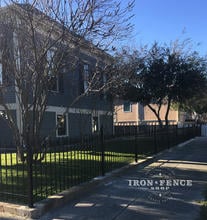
0,136 -> 152,204
0,134 -> 177,205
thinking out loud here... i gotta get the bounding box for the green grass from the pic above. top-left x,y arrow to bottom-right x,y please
0,134 -> 180,205
0,139 -> 143,204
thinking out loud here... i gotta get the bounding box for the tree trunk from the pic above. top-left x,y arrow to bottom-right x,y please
147,104 -> 163,128
165,98 -> 172,128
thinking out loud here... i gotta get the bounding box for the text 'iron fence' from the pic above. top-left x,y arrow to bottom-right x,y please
0,123 -> 201,207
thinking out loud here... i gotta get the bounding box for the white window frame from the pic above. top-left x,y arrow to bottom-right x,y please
56,113 -> 68,137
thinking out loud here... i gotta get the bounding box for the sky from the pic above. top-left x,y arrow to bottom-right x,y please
129,0 -> 207,55
1,0 -> 206,55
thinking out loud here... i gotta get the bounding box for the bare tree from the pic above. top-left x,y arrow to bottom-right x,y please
0,2 -> 66,160
0,0 -> 134,160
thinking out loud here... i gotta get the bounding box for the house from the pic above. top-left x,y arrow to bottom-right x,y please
114,100 -> 188,126
0,3 -> 113,146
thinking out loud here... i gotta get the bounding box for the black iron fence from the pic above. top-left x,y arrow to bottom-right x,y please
0,123 -> 201,207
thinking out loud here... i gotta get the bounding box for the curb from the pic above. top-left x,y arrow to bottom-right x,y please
0,137 -> 197,219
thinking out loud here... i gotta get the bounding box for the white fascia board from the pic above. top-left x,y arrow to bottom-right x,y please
0,104 -> 112,116
46,105 -> 112,116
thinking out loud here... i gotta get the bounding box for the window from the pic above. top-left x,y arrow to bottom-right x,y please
123,102 -> 132,112
47,49 -> 59,92
0,62 -> 2,84
83,64 -> 89,92
92,116 -> 99,133
56,114 -> 68,137
103,73 -> 107,84
49,74 -> 59,92
102,73 -> 107,99
13,32 -> 21,71
79,63 -> 90,94
0,52 -> 2,84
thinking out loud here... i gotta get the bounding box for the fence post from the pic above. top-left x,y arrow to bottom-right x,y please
100,125 -> 105,176
135,128 -> 138,163
195,123 -> 201,137
166,125 -> 170,149
182,124 -> 185,141
175,124 -> 178,145
26,126 -> 34,208
153,123 -> 157,154
193,123 -> 196,137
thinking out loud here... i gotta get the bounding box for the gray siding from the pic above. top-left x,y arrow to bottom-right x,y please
47,78 -> 112,112
40,112 -> 56,137
0,22 -> 16,104
0,10 -> 113,144
0,110 -> 16,146
41,112 -> 94,140
3,86 -> 16,103
47,50 -> 113,113
68,113 -> 92,139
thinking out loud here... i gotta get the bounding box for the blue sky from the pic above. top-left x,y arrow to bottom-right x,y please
129,0 -> 207,55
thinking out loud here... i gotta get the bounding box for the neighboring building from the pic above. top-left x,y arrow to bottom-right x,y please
0,4 -> 113,146
114,100 -> 188,125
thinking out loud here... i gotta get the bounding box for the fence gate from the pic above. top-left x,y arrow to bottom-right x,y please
201,125 -> 207,136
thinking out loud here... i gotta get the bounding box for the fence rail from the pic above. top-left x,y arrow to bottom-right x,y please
0,123 -> 201,207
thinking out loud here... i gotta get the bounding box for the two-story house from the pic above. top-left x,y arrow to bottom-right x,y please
0,3 -> 113,146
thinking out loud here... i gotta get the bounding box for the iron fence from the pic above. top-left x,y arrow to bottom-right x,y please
0,123 -> 201,207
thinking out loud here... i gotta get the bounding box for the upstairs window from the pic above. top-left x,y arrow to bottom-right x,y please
83,64 -> 89,92
79,63 -> 90,94
123,102 -> 132,112
49,73 -> 59,92
0,52 -> 11,86
102,73 -> 107,99
0,62 -> 2,85
103,73 -> 107,85
47,49 -> 59,92
0,52 -> 2,84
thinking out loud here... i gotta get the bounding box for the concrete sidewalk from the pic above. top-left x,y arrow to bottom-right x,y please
38,137 -> 207,220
